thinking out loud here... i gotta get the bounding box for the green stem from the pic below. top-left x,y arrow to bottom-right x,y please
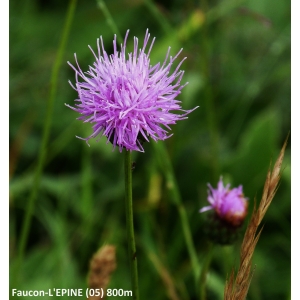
15,0 -> 77,283
199,0 -> 220,182
96,0 -> 122,40
143,0 -> 173,35
154,142 -> 200,286
124,151 -> 139,300
95,3 -> 139,297
199,242 -> 214,300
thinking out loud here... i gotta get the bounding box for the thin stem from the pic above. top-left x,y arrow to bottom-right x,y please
154,142 -> 200,286
199,0 -> 220,182
95,3 -> 139,297
124,151 -> 139,300
199,242 -> 214,300
178,203 -> 201,284
143,0 -> 173,35
15,0 -> 77,283
96,0 -> 122,42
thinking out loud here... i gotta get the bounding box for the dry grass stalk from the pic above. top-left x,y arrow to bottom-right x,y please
224,136 -> 288,300
87,245 -> 117,300
148,252 -> 181,300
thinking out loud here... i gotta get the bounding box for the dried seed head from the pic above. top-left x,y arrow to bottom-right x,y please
224,136 -> 289,300
87,245 -> 117,300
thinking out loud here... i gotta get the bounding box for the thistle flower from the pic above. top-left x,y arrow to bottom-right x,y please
200,177 -> 248,227
66,29 -> 197,152
199,177 -> 248,245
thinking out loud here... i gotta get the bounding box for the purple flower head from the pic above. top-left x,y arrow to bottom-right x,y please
200,177 -> 248,226
66,29 -> 197,152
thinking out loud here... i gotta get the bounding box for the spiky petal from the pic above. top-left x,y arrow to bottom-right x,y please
200,177 -> 248,227
66,29 -> 197,152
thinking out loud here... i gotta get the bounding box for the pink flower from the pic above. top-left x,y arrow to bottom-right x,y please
200,177 -> 248,226
66,29 -> 197,152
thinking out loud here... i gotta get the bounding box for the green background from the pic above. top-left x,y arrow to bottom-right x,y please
10,0 -> 290,299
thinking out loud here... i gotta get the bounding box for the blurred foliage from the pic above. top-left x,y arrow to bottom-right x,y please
10,0 -> 290,299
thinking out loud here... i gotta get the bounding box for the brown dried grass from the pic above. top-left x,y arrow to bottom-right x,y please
224,136 -> 289,300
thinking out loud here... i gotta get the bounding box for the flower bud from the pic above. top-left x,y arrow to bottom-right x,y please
200,177 -> 248,244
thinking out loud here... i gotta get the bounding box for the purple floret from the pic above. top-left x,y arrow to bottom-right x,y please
200,177 -> 248,226
66,29 -> 197,152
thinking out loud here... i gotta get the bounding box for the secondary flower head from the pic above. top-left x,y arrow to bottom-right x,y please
66,29 -> 197,152
200,177 -> 248,227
